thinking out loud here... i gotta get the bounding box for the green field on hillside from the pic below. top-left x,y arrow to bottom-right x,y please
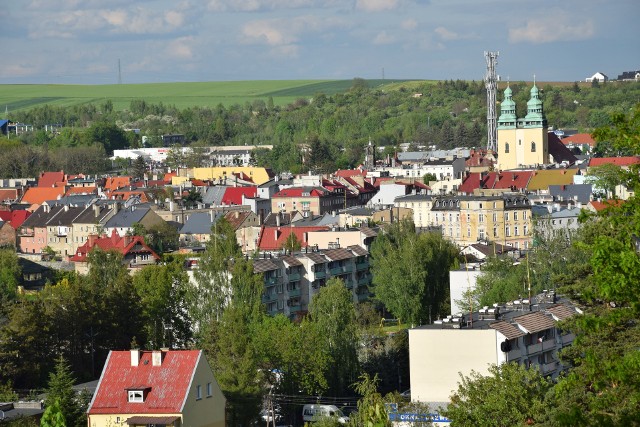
0,79 -> 423,113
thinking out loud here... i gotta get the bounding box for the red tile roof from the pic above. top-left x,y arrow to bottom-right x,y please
6,210 -> 30,229
88,350 -> 200,415
70,230 -> 159,262
38,171 -> 66,188
589,156 -> 640,167
257,225 -> 329,250
588,199 -> 624,212
561,133 -> 596,147
104,176 -> 133,191
21,187 -> 66,205
163,173 -> 177,184
222,187 -> 257,205
65,186 -> 97,196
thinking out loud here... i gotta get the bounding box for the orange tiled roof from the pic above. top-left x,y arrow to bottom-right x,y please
561,133 -> 596,147
65,186 -> 97,196
38,171 -> 66,187
104,176 -> 132,191
21,187 -> 66,205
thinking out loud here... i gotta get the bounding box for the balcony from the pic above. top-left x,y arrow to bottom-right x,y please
343,264 -> 353,274
356,260 -> 369,271
288,305 -> 302,313
314,270 -> 326,279
288,272 -> 301,282
264,276 -> 279,287
541,361 -> 558,375
262,293 -> 278,304
345,279 -> 354,289
542,339 -> 556,351
330,266 -> 343,275
527,342 -> 542,355
288,288 -> 301,298
561,333 -> 576,345
506,348 -> 522,362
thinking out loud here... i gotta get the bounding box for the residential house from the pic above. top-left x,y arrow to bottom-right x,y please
532,204 -> 582,240
271,187 -> 343,216
306,227 -> 377,252
44,205 -> 87,257
87,349 -> 226,427
585,72 -> 608,83
37,170 -> 67,188
548,184 -> 592,204
70,230 -> 160,274
560,133 -> 596,154
527,169 -> 579,194
0,209 -> 30,248
17,257 -> 54,291
103,204 -> 165,237
409,292 -> 579,403
367,182 -> 413,208
617,70 -> 640,81
179,212 -> 221,246
221,187 -> 257,206
18,205 -> 65,254
71,203 -> 118,249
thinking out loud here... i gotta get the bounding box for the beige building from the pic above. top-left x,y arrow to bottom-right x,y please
394,194 -> 434,228
306,228 -> 377,252
497,84 -> 549,171
191,166 -> 272,185
409,293 -> 578,403
432,194 -> 533,249
88,349 -> 226,427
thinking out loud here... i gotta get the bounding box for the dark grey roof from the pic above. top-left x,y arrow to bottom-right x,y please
282,255 -> 303,267
360,227 -> 377,238
0,402 -> 44,422
548,183 -> 592,204
46,206 -> 85,226
104,205 -> 151,228
395,194 -> 433,202
45,195 -> 98,207
324,248 -> 354,261
21,205 -> 64,228
253,258 -> 279,273
348,245 -> 368,256
179,212 -> 221,235
304,252 -> 328,264
73,205 -> 114,224
340,207 -> 374,216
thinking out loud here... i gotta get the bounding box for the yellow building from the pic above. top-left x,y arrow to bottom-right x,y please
88,349 -> 226,427
497,84 -> 549,170
192,166 -> 273,185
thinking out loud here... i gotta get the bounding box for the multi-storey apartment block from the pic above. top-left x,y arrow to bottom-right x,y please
253,245 -> 371,318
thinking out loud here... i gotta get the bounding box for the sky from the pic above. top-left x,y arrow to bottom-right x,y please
1,0 -> 639,85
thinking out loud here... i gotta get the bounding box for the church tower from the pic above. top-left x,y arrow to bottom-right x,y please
497,82 -> 549,170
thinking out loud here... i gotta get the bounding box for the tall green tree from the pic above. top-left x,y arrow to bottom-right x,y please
0,248 -> 21,303
308,278 -> 360,396
45,357 -> 82,427
40,399 -> 66,427
132,155 -> 146,179
190,217 -> 241,338
441,363 -> 551,427
370,221 -> 460,325
132,260 -> 192,349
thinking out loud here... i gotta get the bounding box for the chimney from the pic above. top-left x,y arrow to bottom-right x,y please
88,234 -> 98,247
152,350 -> 164,366
131,349 -> 141,366
276,213 -> 281,227
235,211 -> 239,219
169,201 -> 175,212
275,229 -> 281,241
93,204 -> 100,217
210,209 -> 215,223
123,235 -> 132,246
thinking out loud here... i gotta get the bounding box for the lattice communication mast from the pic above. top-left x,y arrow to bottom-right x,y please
484,51 -> 499,151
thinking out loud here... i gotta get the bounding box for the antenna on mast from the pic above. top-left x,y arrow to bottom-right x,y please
484,51 -> 499,152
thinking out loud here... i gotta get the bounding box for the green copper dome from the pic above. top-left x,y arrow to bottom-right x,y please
524,83 -> 546,125
498,86 -> 517,128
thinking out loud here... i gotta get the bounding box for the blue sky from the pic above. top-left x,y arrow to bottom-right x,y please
1,0 -> 639,84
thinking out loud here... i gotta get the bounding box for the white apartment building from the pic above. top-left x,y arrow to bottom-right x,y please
409,291 -> 579,403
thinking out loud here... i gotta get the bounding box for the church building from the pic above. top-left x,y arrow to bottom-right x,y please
496,83 -> 549,170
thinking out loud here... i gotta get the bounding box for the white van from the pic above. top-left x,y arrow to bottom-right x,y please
302,404 -> 350,424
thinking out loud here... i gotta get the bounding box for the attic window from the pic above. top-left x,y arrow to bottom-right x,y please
128,390 -> 144,403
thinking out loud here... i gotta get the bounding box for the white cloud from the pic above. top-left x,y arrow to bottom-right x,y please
355,0 -> 400,12
434,26 -> 458,41
241,15 -> 347,46
167,36 -> 195,59
509,18 -> 595,44
373,31 -> 395,45
207,0 -> 328,12
401,18 -> 418,31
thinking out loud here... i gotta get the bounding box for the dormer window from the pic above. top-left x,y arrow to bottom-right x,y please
126,387 -> 150,402
128,390 -> 144,402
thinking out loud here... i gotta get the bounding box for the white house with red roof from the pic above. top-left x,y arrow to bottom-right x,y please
87,349 -> 226,427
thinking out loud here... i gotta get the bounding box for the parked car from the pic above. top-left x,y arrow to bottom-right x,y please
302,404 -> 349,424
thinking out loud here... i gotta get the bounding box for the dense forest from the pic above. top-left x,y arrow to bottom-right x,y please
3,79 -> 640,177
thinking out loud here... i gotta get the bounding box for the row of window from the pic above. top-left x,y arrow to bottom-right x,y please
195,383 -> 213,400
504,141 -> 537,153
